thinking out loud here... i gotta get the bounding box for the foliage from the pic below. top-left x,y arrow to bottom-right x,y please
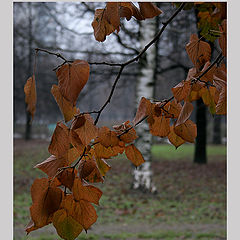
23,2 -> 227,240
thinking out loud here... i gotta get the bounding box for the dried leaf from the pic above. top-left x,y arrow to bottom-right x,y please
125,144 -> 145,167
53,209 -> 83,240
106,2 -> 120,29
29,178 -> 63,229
219,19 -> 227,57
174,119 -> 197,143
98,126 -> 119,147
133,97 -> 152,125
172,80 -> 191,102
168,125 -> 185,149
92,9 -> 118,42
119,2 -> 143,20
72,178 -> 102,205
186,34 -> 211,70
24,75 -> 37,119
56,60 -> 90,105
71,114 -> 98,146
149,115 -> 170,137
175,101 -> 194,127
48,122 -> 70,158
57,168 -> 77,190
139,2 -> 162,19
216,85 -> 226,115
51,84 -> 77,122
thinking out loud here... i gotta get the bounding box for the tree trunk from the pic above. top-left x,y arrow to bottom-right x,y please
132,18 -> 157,193
212,115 -> 222,144
194,99 -> 207,164
25,2 -> 33,140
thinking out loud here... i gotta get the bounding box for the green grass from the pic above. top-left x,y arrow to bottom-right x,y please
14,140 -> 226,240
152,144 -> 226,160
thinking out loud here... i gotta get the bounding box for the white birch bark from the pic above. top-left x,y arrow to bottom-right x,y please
132,18 -> 157,193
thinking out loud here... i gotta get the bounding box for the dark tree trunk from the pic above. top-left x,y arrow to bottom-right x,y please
25,2 -> 33,141
212,115 -> 222,144
194,99 -> 207,164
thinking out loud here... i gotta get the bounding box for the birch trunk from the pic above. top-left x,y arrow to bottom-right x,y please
132,18 -> 157,193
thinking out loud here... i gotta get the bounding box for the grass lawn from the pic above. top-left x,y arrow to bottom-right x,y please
14,139 -> 226,240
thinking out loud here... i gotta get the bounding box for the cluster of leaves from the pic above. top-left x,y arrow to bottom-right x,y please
92,2 -> 162,42
23,2 -> 227,240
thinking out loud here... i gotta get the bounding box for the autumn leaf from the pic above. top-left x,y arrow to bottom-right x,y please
53,209 -> 83,240
175,101 -> 194,127
149,115 -> 170,137
133,97 -> 152,125
51,84 -> 77,122
57,168 -> 77,190
72,178 -> 102,205
94,143 -> 117,159
56,60 -> 90,105
92,8 -> 118,42
168,125 -> 185,149
186,34 -> 211,71
219,19 -> 227,57
138,2 -> 162,19
216,85 -> 226,115
24,75 -> 37,120
29,178 -> 63,230
48,122 -> 70,158
164,99 -> 182,119
71,114 -> 98,146
172,80 -> 191,102
174,119 -> 197,143
113,121 -> 138,143
57,194 -> 97,231
34,155 -> 65,178
119,2 -> 143,20
96,158 -> 111,177
35,147 -> 80,178
98,126 -> 119,147
199,86 -> 216,114
105,2 -> 120,30
125,144 -> 145,167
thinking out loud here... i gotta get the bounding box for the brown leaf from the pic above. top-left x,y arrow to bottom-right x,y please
216,85 -> 226,115
98,126 -> 119,147
125,144 -> 145,167
164,99 -> 182,119
172,80 -> 191,102
133,97 -> 152,125
78,154 -> 103,183
219,19 -> 227,57
96,158 -> 111,177
139,2 -> 162,19
57,168 -> 77,190
175,101 -> 194,127
149,115 -> 170,137
34,155 -> 65,178
48,122 -> 70,158
24,75 -> 37,120
106,2 -> 120,29
51,84 -> 77,122
29,178 -> 63,229
92,9 -> 118,42
168,125 -> 185,149
71,114 -> 98,146
53,209 -> 83,240
174,119 -> 197,143
114,121 -> 138,143
58,194 -> 97,231
94,143 -> 117,159
72,178 -> 102,205
119,2 -> 144,20
185,34 -> 211,71
56,60 -> 90,105
35,148 -> 80,178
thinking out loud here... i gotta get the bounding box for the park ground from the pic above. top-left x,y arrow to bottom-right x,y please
14,139 -> 226,240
